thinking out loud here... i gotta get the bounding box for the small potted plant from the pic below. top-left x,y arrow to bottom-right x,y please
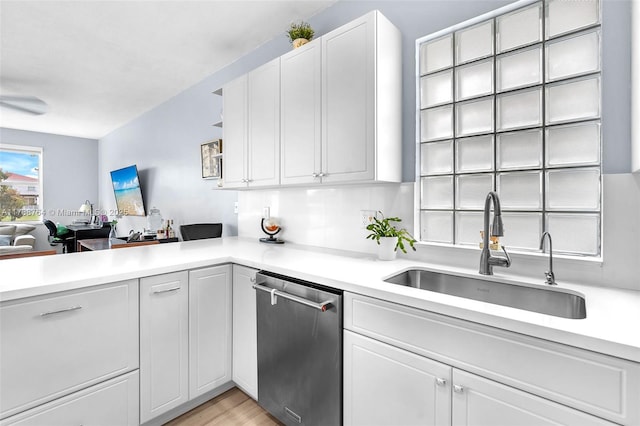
366,212 -> 417,260
286,20 -> 315,49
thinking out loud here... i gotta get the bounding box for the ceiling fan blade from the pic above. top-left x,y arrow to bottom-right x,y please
0,96 -> 48,115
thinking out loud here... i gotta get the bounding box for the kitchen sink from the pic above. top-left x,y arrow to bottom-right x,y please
383,269 -> 586,319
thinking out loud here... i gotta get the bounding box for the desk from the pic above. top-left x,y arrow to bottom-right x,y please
78,238 -> 126,252
66,224 -> 112,252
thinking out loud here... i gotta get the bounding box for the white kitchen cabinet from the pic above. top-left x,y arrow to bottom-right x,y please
140,271 -> 189,423
344,330 -> 452,426
188,265 -> 232,399
321,10 -> 401,184
232,264 -> 258,399
0,371 -> 139,426
280,39 -> 322,185
226,10 -> 401,188
248,58 -> 280,187
451,369 -> 614,426
222,75 -> 247,187
344,292 -> 640,425
0,280 -> 138,420
223,58 -> 280,188
345,329 -> 613,426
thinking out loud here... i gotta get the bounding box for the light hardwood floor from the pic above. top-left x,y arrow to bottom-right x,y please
165,387 -> 283,426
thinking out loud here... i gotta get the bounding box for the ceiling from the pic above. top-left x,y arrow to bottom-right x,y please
0,0 -> 335,140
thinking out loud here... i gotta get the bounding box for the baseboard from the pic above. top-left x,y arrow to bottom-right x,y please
141,381 -> 235,426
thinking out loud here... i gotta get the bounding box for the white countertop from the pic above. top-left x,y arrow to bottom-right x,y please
1,237 -> 639,362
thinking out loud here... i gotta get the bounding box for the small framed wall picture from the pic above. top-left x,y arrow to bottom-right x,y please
201,139 -> 222,179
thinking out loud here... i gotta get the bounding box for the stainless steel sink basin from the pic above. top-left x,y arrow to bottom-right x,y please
384,269 -> 586,319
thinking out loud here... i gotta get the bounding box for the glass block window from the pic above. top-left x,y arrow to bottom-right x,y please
417,0 -> 601,256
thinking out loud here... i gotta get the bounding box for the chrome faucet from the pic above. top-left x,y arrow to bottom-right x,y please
539,232 -> 557,285
479,191 -> 511,275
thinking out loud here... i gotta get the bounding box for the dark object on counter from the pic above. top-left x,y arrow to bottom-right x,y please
157,237 -> 179,243
180,223 -> 223,241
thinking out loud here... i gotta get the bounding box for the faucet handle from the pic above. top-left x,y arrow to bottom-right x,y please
488,245 -> 512,268
501,246 -> 512,268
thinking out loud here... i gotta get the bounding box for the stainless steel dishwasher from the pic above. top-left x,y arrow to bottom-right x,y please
253,270 -> 343,426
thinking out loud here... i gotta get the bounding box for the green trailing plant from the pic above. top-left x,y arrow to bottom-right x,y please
286,21 -> 315,43
366,212 -> 417,253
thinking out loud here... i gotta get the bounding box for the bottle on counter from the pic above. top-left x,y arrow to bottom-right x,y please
168,220 -> 175,239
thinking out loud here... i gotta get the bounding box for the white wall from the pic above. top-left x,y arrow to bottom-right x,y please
0,128 -> 99,250
238,183 -> 414,254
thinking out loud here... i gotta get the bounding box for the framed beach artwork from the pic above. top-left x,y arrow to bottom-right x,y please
201,139 -> 222,179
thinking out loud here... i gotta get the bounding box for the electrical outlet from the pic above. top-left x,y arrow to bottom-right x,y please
360,210 -> 376,228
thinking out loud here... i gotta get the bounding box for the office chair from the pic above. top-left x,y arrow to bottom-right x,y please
43,220 -> 75,253
180,223 -> 223,241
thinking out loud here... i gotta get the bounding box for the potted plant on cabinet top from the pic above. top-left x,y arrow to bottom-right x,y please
366,212 -> 417,261
286,20 -> 315,49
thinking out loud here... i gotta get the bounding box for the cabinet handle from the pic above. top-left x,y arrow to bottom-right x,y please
318,172 -> 326,177
40,305 -> 83,317
153,287 -> 181,294
453,385 -> 464,393
312,173 -> 319,178
249,276 -> 256,283
436,378 -> 446,387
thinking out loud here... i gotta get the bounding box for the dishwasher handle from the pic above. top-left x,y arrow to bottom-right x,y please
253,283 -> 332,312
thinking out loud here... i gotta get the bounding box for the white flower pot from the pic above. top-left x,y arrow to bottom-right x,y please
377,237 -> 397,261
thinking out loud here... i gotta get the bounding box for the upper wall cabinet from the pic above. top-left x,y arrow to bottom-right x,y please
320,10 -> 402,184
223,58 -> 281,189
280,39 -> 322,185
225,10 -> 401,189
222,76 -> 247,187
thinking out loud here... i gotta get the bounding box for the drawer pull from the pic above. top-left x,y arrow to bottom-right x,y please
453,385 -> 464,393
153,287 -> 181,294
436,378 -> 446,387
40,305 -> 83,317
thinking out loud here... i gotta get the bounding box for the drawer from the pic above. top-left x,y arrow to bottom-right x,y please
0,280 -> 139,419
344,292 -> 640,425
0,371 -> 139,426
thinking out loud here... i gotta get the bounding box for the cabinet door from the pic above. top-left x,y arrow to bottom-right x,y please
344,331 -> 452,426
281,40 -> 322,185
222,75 -> 248,188
452,370 -> 615,426
247,58 -> 280,187
1,371 -> 139,426
140,271 -> 189,423
0,281 -> 138,419
322,12 -> 375,183
188,265 -> 232,399
232,265 -> 258,399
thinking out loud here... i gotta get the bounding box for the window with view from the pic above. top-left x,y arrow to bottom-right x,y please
416,0 -> 601,257
0,144 -> 43,222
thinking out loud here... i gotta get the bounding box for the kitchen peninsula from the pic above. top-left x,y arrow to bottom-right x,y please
1,238 -> 639,425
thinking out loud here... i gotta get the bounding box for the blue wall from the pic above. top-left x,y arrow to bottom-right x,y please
98,0 -> 632,233
1,128 -> 99,249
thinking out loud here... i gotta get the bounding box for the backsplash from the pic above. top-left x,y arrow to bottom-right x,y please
238,174 -> 640,291
238,183 -> 414,254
